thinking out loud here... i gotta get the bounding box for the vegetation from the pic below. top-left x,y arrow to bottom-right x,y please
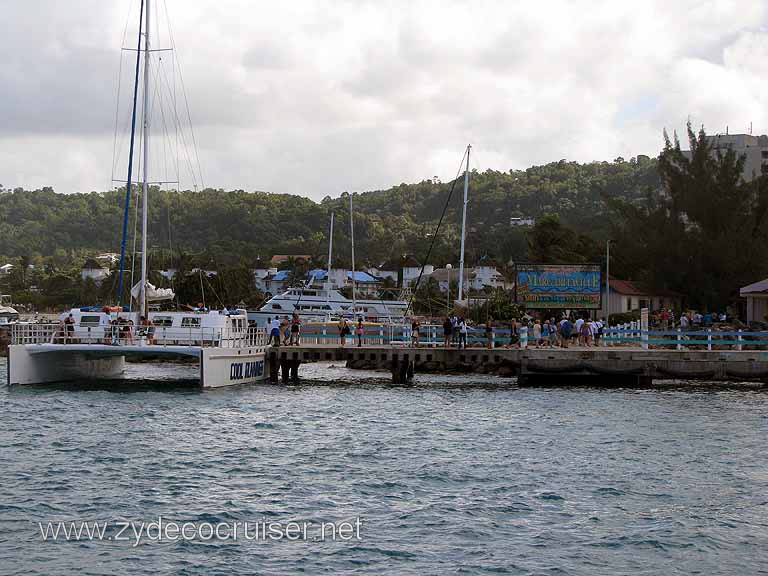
0,128 -> 763,313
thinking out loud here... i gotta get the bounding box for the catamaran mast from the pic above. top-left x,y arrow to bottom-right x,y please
139,0 -> 151,319
458,144 -> 471,304
349,194 -> 356,317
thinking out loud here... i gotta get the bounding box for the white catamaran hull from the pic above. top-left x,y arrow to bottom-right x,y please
7,345 -> 126,386
7,343 -> 267,388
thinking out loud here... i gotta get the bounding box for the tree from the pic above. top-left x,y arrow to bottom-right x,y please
609,124 -> 768,310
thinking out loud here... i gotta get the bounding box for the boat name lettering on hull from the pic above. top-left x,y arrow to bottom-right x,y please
230,360 -> 264,380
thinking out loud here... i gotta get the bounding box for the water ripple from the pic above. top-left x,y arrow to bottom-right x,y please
1,359 -> 768,574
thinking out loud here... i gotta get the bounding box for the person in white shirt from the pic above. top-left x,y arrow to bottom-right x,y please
269,317 -> 281,346
458,317 -> 468,349
532,320 -> 542,347
574,317 -> 585,346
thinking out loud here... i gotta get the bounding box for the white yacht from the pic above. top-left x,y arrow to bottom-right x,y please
0,295 -> 20,326
249,283 -> 409,326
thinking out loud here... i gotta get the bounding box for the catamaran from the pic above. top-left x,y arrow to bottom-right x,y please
7,0 -> 268,387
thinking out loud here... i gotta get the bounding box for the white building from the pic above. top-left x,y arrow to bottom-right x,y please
81,259 -> 110,284
400,256 -> 433,287
741,278 -> 768,324
600,278 -> 682,318
510,216 -> 535,227
684,133 -> 768,182
367,266 -> 398,283
0,264 -> 13,276
470,263 -> 507,290
424,263 -> 508,294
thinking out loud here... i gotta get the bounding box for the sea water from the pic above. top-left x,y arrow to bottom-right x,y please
1,358 -> 767,575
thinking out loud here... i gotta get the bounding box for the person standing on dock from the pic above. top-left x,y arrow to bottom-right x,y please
269,317 -> 281,347
559,317 -> 572,348
458,317 -> 468,349
338,317 -> 349,347
281,315 -> 291,345
356,318 -> 364,347
533,319 -> 542,348
443,316 -> 452,348
411,318 -> 420,347
485,317 -> 494,349
290,313 -> 301,345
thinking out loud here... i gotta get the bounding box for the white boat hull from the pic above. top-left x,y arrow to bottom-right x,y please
8,345 -> 126,385
7,343 -> 267,388
200,347 -> 266,388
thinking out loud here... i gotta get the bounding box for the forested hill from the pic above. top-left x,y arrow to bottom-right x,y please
0,155 -> 659,267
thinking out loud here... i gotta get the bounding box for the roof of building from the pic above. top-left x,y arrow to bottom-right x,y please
270,254 -> 311,265
741,278 -> 768,295
608,277 -> 682,298
426,268 -> 472,283
272,270 -> 291,281
475,255 -> 501,268
82,258 -> 107,270
348,271 -> 379,283
400,255 -> 421,268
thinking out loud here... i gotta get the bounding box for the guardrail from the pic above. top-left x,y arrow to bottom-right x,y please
604,323 -> 768,350
11,323 -> 268,348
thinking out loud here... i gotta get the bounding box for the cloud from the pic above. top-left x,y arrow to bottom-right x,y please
1,0 -> 766,197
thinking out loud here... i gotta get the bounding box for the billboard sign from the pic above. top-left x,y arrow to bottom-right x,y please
515,264 -> 601,309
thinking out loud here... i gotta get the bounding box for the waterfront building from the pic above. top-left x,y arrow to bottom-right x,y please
601,278 -> 682,317
740,278 -> 768,324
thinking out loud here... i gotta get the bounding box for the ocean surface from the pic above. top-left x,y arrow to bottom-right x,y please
1,358 -> 767,575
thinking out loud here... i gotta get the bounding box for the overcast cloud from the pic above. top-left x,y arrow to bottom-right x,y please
2,0 -> 767,198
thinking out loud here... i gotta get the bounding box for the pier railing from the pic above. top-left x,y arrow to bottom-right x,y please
11,323 -> 268,348
16,321 -> 768,351
603,324 -> 768,350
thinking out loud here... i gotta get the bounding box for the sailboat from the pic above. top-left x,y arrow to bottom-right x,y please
7,0 -> 268,388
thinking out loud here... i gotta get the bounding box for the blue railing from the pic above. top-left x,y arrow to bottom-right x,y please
603,324 -> 768,350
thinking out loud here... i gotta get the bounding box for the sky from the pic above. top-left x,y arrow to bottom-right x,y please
2,0 -> 767,199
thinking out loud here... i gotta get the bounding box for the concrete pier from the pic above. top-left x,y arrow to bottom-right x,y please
264,345 -> 768,385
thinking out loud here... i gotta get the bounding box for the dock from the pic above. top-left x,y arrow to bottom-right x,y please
265,344 -> 768,385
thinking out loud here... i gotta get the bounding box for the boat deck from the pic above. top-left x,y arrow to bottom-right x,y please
19,343 -> 204,358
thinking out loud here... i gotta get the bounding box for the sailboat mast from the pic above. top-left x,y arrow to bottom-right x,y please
326,212 -> 333,310
327,212 -> 334,278
349,194 -> 356,316
458,144 -> 471,304
116,0 -> 144,309
139,0 -> 151,319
